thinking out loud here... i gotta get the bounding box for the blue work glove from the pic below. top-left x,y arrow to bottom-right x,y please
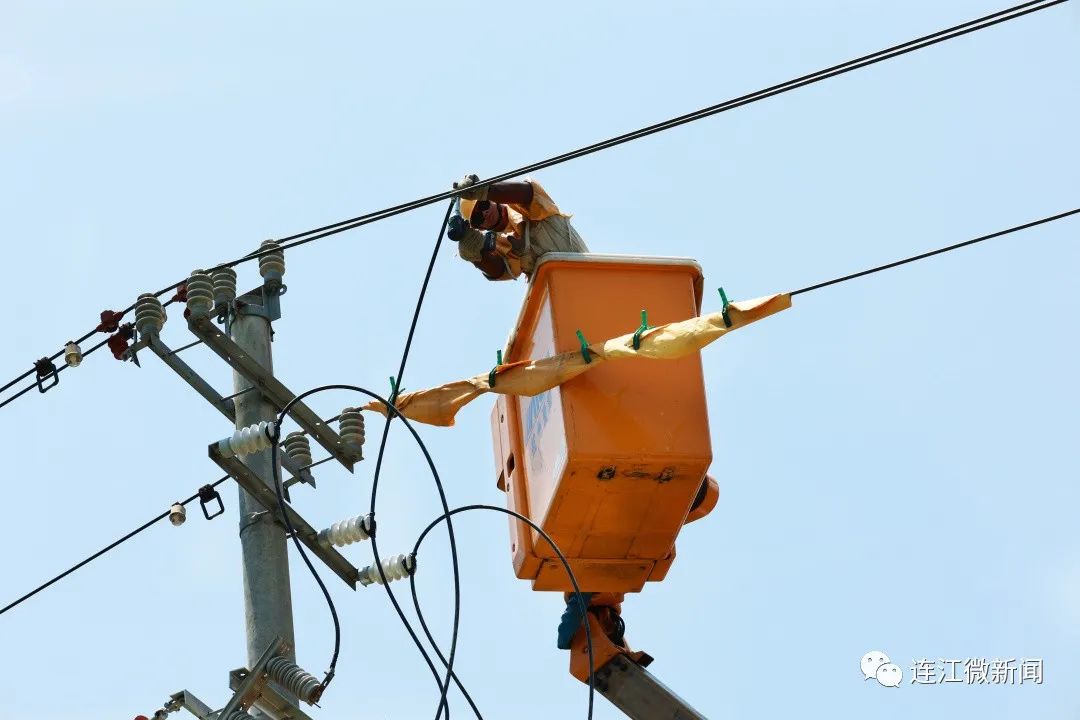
556,592 -> 594,650
446,213 -> 469,242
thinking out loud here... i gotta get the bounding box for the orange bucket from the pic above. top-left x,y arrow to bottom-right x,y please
491,254 -> 713,592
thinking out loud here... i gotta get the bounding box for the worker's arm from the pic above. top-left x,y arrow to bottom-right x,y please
485,181 -> 534,207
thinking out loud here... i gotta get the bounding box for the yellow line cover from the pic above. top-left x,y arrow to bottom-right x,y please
364,293 -> 792,427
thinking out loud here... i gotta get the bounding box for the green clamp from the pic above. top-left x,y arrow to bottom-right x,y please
576,329 -> 592,364
632,310 -> 649,351
389,375 -> 403,404
488,349 -> 503,388
718,287 -> 732,328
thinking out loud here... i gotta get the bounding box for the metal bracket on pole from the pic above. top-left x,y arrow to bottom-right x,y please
217,637 -> 286,719
209,442 -> 359,588
145,333 -> 315,490
188,314 -> 358,471
228,668 -> 315,720
592,654 -> 708,720
167,690 -> 214,719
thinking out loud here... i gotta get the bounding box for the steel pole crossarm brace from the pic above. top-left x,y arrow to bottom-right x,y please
143,333 -> 315,491
217,636 -> 286,720
209,442 -> 360,588
166,690 -> 214,719
187,314 -> 358,472
228,668 -> 315,720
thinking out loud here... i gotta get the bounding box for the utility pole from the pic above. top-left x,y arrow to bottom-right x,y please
230,285 -> 297,695
131,241 -> 384,718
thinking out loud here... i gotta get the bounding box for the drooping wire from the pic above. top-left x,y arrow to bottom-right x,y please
269,382 -> 469,715
790,207 -> 1080,296
0,0 -> 1066,412
366,201 -> 469,720
412,505 -> 596,720
0,476 -> 229,617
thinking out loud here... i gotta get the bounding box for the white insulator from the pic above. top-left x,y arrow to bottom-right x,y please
359,553 -> 415,587
218,420 -> 276,458
134,293 -> 167,336
185,270 -> 215,319
211,267 -> 237,306
169,503 -> 186,526
318,514 -> 372,548
266,656 -> 323,705
64,342 -> 82,368
338,407 -> 365,460
258,239 -> 285,282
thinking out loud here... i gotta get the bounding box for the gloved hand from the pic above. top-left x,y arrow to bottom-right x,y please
446,213 -> 469,242
556,592 -> 594,650
453,173 -> 488,201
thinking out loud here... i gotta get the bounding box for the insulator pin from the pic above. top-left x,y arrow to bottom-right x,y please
134,293 -> 167,337
318,514 -> 373,548
218,421 -> 277,458
64,342 -> 82,368
338,407 -> 365,461
282,432 -> 313,469
185,270 -> 215,319
266,656 -> 323,705
169,503 -> 186,526
258,240 -> 285,287
359,553 -> 415,587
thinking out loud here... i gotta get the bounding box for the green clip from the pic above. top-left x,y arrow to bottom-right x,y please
488,349 -> 503,388
576,329 -> 592,364
718,287 -> 732,328
388,375 -> 401,403
632,310 -> 649,351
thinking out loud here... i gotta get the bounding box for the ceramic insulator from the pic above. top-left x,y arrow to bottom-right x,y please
219,421 -> 276,458
258,240 -> 285,283
359,553 -> 415,587
282,432 -> 313,469
134,293 -> 166,336
266,656 -> 322,705
64,342 -> 82,368
318,514 -> 372,548
338,407 -> 365,460
211,267 -> 237,306
185,270 -> 215,318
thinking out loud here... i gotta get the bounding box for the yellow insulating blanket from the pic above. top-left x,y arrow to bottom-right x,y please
364,293 -> 792,427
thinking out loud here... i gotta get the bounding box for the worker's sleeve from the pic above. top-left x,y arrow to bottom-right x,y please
507,180 -> 563,222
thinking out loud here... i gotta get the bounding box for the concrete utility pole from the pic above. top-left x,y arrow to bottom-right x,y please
231,307 -> 297,692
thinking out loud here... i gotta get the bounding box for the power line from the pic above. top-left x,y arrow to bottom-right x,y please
0,0 -> 1064,415
0,476 -> 228,617
790,207 -> 1080,296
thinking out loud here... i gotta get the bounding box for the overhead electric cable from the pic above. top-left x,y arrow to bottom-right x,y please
367,202 -> 469,720
0,476 -> 229,617
790,207 -> 1080,296
0,0 -> 1066,413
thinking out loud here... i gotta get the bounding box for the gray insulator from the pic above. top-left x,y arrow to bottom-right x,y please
186,270 -> 215,319
211,267 -> 237,307
134,293 -> 166,337
338,407 -> 365,461
266,656 -> 323,705
218,711 -> 257,720
258,239 -> 285,283
282,432 -> 313,469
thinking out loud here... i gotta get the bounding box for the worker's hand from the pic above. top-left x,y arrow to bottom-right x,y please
446,213 -> 469,242
482,231 -> 497,254
453,173 -> 488,201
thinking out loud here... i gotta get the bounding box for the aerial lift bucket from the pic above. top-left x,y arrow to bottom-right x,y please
490,253 -> 714,593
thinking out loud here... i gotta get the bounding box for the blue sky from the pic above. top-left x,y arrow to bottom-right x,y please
1,2 -> 1077,718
